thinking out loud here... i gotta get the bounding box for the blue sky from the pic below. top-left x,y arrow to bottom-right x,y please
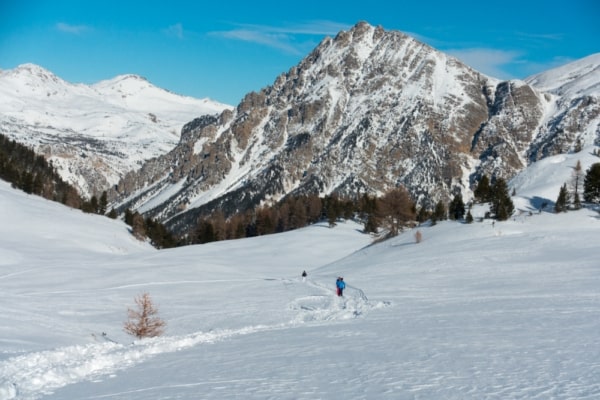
1,0 -> 598,105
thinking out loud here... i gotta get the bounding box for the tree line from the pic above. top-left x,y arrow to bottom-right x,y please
0,133 -> 177,249
555,160 -> 600,212
185,187 -> 417,245
185,177 -> 518,246
5,130 -> 600,248
0,133 -> 86,208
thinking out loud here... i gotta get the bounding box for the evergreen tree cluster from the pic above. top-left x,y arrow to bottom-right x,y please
189,188 -> 417,245
556,161 -> 600,212
190,194 -> 350,245
473,175 -> 514,221
0,133 -> 117,218
0,133 -> 84,207
124,209 -> 177,249
583,163 -> 600,204
555,184 -> 569,213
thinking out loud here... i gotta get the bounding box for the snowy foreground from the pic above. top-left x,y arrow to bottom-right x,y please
1,152 -> 600,399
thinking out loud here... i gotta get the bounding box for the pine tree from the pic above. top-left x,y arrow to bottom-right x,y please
474,175 -> 491,203
21,171 -> 33,194
465,209 -> 474,224
416,206 -> 430,223
555,183 -> 569,213
448,193 -> 466,221
32,173 -> 44,195
325,195 -> 344,227
195,219 -> 216,243
574,138 -> 583,152
431,200 -> 447,225
490,178 -> 514,221
360,194 -> 378,232
99,191 -> 108,215
571,160 -> 584,210
584,163 -> 600,203
363,213 -> 379,234
327,201 -> 338,227
124,208 -> 134,226
131,212 -> 146,240
89,195 -> 99,214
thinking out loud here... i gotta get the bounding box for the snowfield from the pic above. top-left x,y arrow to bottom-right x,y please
1,149 -> 600,399
0,64 -> 233,198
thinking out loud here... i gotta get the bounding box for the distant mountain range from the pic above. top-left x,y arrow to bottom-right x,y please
0,63 -> 232,197
2,22 -> 599,235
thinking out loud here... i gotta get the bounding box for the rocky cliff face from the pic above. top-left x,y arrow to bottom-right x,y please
107,23 -> 598,234
525,53 -> 600,160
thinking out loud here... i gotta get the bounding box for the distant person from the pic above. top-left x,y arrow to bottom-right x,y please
336,277 -> 345,297
302,270 -> 307,282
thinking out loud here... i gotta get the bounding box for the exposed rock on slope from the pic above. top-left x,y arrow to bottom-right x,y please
111,23 -> 599,234
525,53 -> 600,160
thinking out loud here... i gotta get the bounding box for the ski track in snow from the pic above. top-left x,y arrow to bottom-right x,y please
0,278 -> 387,400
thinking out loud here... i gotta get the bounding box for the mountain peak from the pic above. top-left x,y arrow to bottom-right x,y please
109,25 -> 600,235
112,73 -> 150,83
15,63 -> 54,75
8,63 -> 64,85
92,73 -> 154,93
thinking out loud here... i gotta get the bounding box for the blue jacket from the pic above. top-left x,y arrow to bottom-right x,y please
336,279 -> 345,290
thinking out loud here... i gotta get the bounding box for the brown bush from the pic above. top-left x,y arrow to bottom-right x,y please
124,292 -> 166,339
415,230 -> 423,244
376,187 -> 416,236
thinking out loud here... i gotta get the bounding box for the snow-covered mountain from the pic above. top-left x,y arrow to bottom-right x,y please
525,53 -> 600,160
526,53 -> 600,97
1,147 -> 600,399
0,63 -> 232,198
109,22 -> 599,235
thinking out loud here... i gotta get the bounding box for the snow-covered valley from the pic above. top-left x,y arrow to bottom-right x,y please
1,148 -> 600,399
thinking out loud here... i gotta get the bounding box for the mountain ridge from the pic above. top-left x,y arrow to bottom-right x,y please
0,64 -> 233,198
108,22 -> 599,235
2,22 -> 598,235
525,53 -> 600,97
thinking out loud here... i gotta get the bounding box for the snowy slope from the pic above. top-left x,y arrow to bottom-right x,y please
526,53 -> 600,97
0,64 -> 232,198
525,54 -> 600,161
1,147 -> 600,399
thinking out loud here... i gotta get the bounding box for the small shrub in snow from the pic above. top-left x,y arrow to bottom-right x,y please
415,230 -> 422,243
124,292 -> 166,339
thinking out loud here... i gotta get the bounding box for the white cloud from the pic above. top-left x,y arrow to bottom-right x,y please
211,20 -> 351,54
445,48 -> 522,79
219,29 -> 300,55
164,23 -> 184,39
56,22 -> 90,35
242,20 -> 350,36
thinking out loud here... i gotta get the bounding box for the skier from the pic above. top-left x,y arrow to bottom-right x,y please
302,270 -> 307,282
336,277 -> 345,297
